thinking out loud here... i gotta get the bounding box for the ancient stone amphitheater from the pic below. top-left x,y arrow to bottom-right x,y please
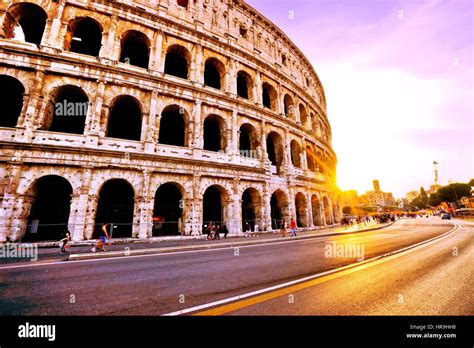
0,0 -> 339,242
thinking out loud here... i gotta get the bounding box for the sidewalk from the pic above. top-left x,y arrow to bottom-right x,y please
0,221 -> 395,264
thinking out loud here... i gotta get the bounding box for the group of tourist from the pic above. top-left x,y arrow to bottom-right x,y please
204,222 -> 229,240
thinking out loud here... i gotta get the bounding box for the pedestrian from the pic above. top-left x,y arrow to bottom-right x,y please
214,224 -> 221,240
59,230 -> 71,254
280,222 -> 286,238
92,223 -> 110,252
221,224 -> 229,239
244,222 -> 251,237
290,218 -> 297,237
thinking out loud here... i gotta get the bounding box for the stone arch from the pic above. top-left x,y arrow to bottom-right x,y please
94,179 -> 135,238
306,145 -> 316,171
202,184 -> 229,228
0,75 -> 25,128
238,123 -> 260,159
120,30 -> 150,69
241,187 -> 262,231
262,82 -> 277,110
203,114 -> 227,152
312,194 -> 323,226
4,2 -> 47,44
153,182 -> 185,236
290,140 -> 302,168
295,192 -> 308,227
266,131 -> 285,171
23,175 -> 73,242
165,44 -> 191,79
43,85 -> 88,134
323,196 -> 332,224
106,95 -> 143,141
204,57 -> 225,90
299,104 -> 308,127
270,189 -> 289,230
284,94 -> 295,119
159,104 -> 190,147
64,17 -> 103,56
177,0 -> 189,8
236,70 -> 253,100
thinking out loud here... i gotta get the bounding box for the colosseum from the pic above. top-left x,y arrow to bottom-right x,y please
0,0 -> 339,242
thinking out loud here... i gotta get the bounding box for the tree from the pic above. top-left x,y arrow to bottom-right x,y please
468,178 -> 474,187
419,187 -> 429,208
428,193 -> 441,207
437,183 -> 471,203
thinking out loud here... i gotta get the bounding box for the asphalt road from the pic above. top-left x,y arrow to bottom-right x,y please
0,218 -> 471,316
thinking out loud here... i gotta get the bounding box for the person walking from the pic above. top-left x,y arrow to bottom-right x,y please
244,222 -> 251,238
290,218 -> 297,237
280,222 -> 286,238
92,223 -> 110,252
221,224 -> 229,239
214,224 -> 221,240
59,230 -> 71,254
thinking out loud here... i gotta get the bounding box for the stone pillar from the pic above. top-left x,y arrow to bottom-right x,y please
183,198 -> 194,236
145,91 -> 159,152
255,71 -> 262,105
85,81 -> 106,138
307,192 -> 314,227
9,194 -> 34,242
288,186 -> 296,223
0,163 -> 23,242
191,174 -> 202,236
193,100 -> 202,149
132,196 -> 142,238
99,16 -> 118,59
231,109 -> 238,157
276,82 -> 283,115
42,0 -> 66,48
138,171 -> 153,238
192,44 -> 204,83
83,195 -> 99,240
20,71 -> 46,139
70,167 -> 93,241
321,197 -> 327,226
230,178 -> 241,236
149,30 -> 163,70
262,182 -> 271,231
301,138 -> 308,170
260,120 -> 267,162
227,59 -> 237,95
328,196 -> 334,225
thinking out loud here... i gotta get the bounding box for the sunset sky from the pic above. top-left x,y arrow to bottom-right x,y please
246,0 -> 473,198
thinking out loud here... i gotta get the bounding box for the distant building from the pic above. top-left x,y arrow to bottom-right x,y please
360,180 -> 396,210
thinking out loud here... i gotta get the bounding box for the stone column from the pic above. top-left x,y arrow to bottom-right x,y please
149,30 -> 163,70
42,0 -> 66,48
191,174 -> 202,236
230,178 -> 241,236
70,167 -> 93,241
84,195 -> 99,240
192,44 -> 204,83
9,194 -> 34,242
99,16 -> 118,59
231,109 -> 238,157
227,59 -> 237,95
277,82 -> 283,115
328,196 -> 334,225
145,91 -> 159,152
19,71 -> 46,139
262,182 -> 271,231
183,198 -> 194,236
260,120 -> 267,162
85,81 -> 106,138
321,197 -> 327,226
307,192 -> 314,227
193,100 -> 202,149
288,186 -> 296,223
138,171 -> 153,238
255,71 -> 262,105
0,163 -> 22,242
301,137 -> 308,170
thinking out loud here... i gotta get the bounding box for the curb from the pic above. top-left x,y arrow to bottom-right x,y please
68,221 -> 396,261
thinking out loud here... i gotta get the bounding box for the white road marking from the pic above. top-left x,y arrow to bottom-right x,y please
163,223 -> 459,316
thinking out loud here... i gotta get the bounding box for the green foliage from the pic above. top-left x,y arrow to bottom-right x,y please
437,183 -> 471,203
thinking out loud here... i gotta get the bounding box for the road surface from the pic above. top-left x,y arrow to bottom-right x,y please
0,218 -> 471,315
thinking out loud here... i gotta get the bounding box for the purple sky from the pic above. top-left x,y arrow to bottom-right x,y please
246,0 -> 473,198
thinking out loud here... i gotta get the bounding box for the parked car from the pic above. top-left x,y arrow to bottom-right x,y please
441,213 -> 451,220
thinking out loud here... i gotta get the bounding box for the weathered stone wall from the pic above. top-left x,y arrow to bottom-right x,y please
0,0 -> 340,242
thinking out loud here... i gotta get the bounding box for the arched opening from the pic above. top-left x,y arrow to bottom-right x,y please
153,183 -> 184,236
306,146 -> 316,171
310,112 -> 317,131
242,188 -> 261,232
107,96 -> 142,141
283,94 -> 294,118
299,104 -> 308,126
323,196 -> 331,225
262,82 -> 277,110
204,58 -> 225,90
317,151 -> 324,174
239,123 -> 259,158
120,30 -> 150,69
295,193 -> 307,227
271,190 -> 288,230
203,114 -> 226,152
159,105 -> 187,147
4,2 -> 47,44
46,85 -> 88,134
203,185 -> 228,228
290,140 -> 302,168
164,45 -> 190,79
267,131 -> 284,171
24,175 -> 72,242
177,0 -> 189,8
312,195 -> 322,226
0,75 -> 24,128
65,17 -> 102,56
237,71 -> 252,100
95,179 -> 135,239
